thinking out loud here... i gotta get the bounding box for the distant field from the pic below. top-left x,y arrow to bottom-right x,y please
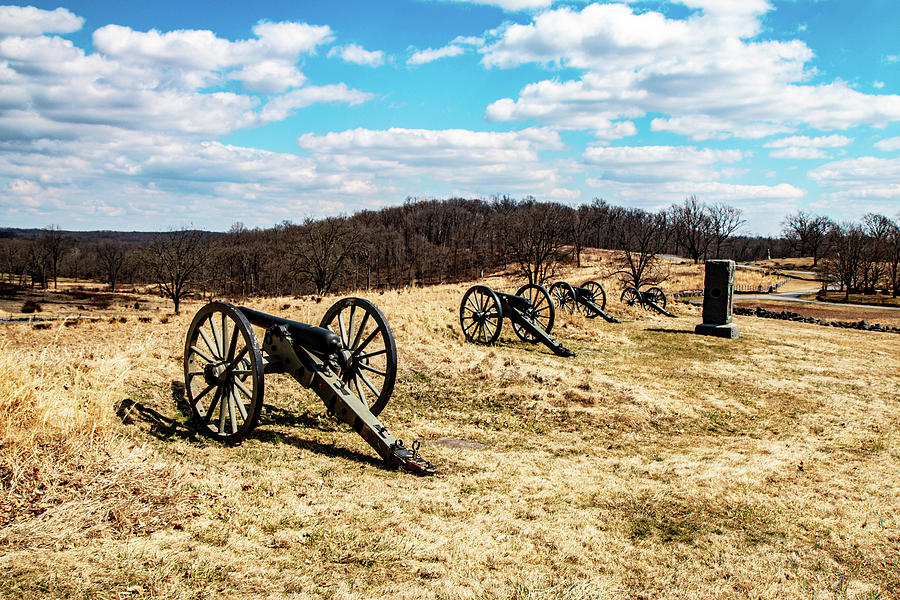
734,298 -> 900,327
806,292 -> 900,309
1,259 -> 898,599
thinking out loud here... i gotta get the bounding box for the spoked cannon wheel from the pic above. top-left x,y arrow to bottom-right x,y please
620,286 -> 641,307
646,286 -> 667,310
550,282 -> 578,315
320,298 -> 397,416
512,283 -> 555,342
580,280 -> 607,316
460,285 -> 502,346
184,302 -> 264,444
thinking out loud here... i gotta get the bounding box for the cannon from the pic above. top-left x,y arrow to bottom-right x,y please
620,285 -> 675,317
459,283 -> 575,357
549,280 -> 621,323
183,298 -> 436,475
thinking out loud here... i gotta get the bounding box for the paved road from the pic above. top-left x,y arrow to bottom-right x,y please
737,288 -> 900,312
662,255 -> 899,312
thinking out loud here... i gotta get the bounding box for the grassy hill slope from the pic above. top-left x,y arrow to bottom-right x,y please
1,260 -> 898,599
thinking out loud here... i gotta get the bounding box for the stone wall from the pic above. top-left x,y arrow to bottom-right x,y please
733,305 -> 900,334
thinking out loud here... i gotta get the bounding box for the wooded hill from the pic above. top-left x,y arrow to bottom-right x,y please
2,197 -> 898,307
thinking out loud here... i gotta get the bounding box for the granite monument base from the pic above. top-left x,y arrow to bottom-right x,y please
695,322 -> 740,339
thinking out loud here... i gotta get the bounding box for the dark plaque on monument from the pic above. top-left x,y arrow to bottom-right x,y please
695,259 -> 739,338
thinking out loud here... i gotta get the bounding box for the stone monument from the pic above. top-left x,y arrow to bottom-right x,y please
695,259 -> 740,338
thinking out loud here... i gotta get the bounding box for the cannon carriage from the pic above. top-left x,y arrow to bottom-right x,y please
549,280 -> 620,323
459,283 -> 575,357
183,298 -> 435,474
620,285 -> 675,317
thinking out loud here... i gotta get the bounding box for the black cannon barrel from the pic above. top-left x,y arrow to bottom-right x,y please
237,306 -> 342,356
495,291 -> 531,313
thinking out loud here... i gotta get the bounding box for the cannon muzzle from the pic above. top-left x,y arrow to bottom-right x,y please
237,306 -> 341,356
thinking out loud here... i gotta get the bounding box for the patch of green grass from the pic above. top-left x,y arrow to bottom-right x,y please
628,514 -> 704,544
508,578 -> 612,600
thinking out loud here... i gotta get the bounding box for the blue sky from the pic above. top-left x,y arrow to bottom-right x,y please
1,1 -> 899,235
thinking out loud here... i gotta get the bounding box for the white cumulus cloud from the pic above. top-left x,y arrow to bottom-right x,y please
0,5 -> 83,36
328,43 -> 385,67
874,137 -> 900,152
444,0 -> 552,11
260,84 -> 373,122
764,134 -> 852,159
408,44 -> 465,65
297,127 -> 570,196
583,144 -> 743,183
481,2 -> 900,141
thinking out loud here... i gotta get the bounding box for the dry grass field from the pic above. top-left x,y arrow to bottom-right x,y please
2,256 -> 898,599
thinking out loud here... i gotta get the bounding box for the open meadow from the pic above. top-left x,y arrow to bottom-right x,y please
1,258 -> 899,599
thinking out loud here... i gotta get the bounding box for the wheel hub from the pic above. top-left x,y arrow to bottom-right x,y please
203,361 -> 229,386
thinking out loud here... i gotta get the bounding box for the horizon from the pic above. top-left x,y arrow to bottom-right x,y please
1,1 -> 900,236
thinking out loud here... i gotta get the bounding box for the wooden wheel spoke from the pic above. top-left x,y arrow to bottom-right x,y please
205,386 -> 222,423
228,346 -> 249,370
355,327 -> 381,354
232,388 -> 248,420
358,371 -> 381,396
190,345 -> 217,365
483,319 -> 497,337
225,325 -> 239,362
220,313 -> 229,358
218,387 -> 228,433
353,376 -> 367,407
346,304 -> 357,348
350,312 -> 370,350
209,316 -> 223,359
337,312 -> 349,348
192,382 -> 215,404
358,363 -> 387,377
197,325 -> 219,360
462,318 -> 478,334
227,387 -> 239,433
357,348 -> 387,361
233,376 -> 253,400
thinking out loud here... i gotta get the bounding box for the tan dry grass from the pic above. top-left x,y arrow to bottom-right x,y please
0,324 -> 190,544
1,278 -> 898,599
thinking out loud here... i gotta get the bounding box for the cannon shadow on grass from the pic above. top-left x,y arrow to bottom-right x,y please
115,380 -> 199,442
255,404 -> 386,469
252,428 -> 384,469
117,381 -> 384,469
645,327 -> 695,335
490,338 -> 565,355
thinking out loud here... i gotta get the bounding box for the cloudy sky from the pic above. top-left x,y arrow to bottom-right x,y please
1,0 -> 899,234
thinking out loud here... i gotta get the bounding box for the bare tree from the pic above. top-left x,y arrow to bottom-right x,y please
671,195 -> 712,264
36,225 -> 71,289
571,204 -> 592,268
823,223 -> 865,301
288,216 -> 362,296
499,200 -> 573,285
781,211 -> 832,266
0,238 -> 28,285
708,203 -> 745,259
886,216 -> 900,297
144,229 -> 209,314
94,241 -> 128,292
612,208 -> 672,289
860,213 -> 892,293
